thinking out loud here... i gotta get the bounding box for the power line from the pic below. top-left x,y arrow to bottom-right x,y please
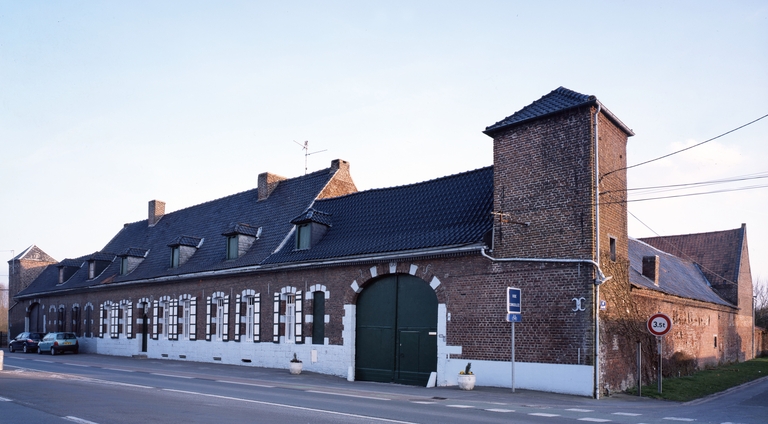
601,171 -> 768,195
602,113 -> 768,180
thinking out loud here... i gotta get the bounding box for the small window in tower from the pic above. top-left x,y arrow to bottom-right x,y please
609,237 -> 617,262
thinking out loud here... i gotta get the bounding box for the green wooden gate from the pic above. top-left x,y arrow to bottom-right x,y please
355,274 -> 437,386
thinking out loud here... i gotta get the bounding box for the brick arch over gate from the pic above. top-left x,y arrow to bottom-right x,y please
354,273 -> 438,386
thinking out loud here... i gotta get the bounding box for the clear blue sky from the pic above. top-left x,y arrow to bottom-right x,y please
2,1 -> 767,288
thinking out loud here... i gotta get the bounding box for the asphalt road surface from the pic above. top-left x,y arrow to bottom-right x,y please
0,351 -> 766,424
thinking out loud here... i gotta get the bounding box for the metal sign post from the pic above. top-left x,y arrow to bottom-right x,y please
506,287 -> 521,393
647,313 -> 672,394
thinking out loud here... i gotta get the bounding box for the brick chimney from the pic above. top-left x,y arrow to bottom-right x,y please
148,200 -> 166,227
258,172 -> 287,201
642,255 -> 660,286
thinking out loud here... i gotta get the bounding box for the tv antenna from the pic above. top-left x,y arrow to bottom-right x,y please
293,140 -> 327,174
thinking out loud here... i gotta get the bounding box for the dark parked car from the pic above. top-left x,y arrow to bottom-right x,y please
8,332 -> 45,353
37,332 -> 79,355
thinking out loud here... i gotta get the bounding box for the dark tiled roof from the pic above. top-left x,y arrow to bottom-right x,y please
485,87 -> 595,134
628,238 -> 732,306
291,208 -> 332,227
120,247 -> 149,258
265,167 -> 493,264
168,236 -> 203,248
58,258 -> 84,268
87,252 -> 116,262
640,226 -> 746,286
17,166 -> 340,297
222,223 -> 261,238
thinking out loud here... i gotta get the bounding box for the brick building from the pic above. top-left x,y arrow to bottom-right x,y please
7,87 -> 755,397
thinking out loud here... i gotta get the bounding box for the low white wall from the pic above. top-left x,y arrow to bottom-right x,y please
442,358 -> 594,397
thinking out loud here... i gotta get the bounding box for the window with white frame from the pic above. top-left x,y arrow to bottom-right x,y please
235,291 -> 260,342
120,301 -> 133,339
178,295 -> 197,340
206,292 -> 229,342
152,297 -> 175,340
84,303 -> 93,337
272,289 -> 303,344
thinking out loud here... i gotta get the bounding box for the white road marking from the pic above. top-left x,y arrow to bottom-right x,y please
613,412 -> 642,416
33,360 -> 53,363
529,413 -> 561,417
151,373 -> 194,379
568,408 -> 595,412
103,368 -> 134,372
663,418 -> 695,422
0,397 -> 12,402
410,401 -> 436,404
217,380 -> 275,388
63,417 -> 100,424
306,390 -> 390,401
446,404 -> 475,408
579,419 -> 611,422
162,389 -> 417,423
65,363 -> 90,367
486,408 -> 515,413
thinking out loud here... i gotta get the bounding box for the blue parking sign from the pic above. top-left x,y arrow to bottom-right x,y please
507,287 -> 521,314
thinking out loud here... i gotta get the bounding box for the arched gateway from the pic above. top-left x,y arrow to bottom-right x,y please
355,274 -> 437,386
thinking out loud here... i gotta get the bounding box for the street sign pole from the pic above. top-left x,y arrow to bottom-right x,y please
511,321 -> 515,393
657,336 -> 663,394
647,313 -> 672,395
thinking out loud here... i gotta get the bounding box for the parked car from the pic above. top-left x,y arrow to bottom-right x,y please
37,332 -> 79,355
8,332 -> 46,353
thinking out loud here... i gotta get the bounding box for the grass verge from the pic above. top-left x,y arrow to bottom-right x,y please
625,357 -> 768,402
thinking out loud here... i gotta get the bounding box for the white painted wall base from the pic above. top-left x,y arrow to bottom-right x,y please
441,358 -> 594,397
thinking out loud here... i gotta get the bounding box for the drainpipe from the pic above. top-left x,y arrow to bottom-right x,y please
594,103 -> 602,399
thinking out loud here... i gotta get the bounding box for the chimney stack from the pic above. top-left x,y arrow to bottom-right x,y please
148,200 -> 166,227
258,172 -> 287,201
642,255 -> 660,286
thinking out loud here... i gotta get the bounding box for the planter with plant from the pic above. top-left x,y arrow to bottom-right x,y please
289,353 -> 303,375
457,362 -> 476,390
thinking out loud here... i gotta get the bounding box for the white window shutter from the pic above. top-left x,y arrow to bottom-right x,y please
126,303 -> 133,339
234,294 -> 241,342
152,300 -> 159,340
253,293 -> 260,343
273,293 -> 280,343
222,295 -> 230,342
169,299 -> 179,341
189,297 -> 197,341
205,296 -> 212,341
295,291 -> 304,344
99,304 -> 105,338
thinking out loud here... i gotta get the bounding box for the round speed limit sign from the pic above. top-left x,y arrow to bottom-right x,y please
647,313 -> 672,337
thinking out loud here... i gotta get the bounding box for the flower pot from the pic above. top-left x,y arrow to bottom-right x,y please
457,374 -> 476,390
289,362 -> 303,375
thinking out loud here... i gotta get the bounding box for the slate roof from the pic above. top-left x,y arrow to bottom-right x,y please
264,166 -> 494,264
628,238 -> 732,307
640,226 -> 746,287
17,165 -> 341,297
291,208 -> 333,227
484,86 -> 633,136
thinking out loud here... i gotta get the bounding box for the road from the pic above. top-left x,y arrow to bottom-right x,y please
0,351 -> 766,423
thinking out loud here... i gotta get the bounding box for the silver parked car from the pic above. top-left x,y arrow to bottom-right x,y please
37,332 -> 79,355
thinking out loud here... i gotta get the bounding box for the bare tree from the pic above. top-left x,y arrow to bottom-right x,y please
754,276 -> 768,329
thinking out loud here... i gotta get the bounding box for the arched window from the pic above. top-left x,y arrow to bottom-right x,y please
153,296 -> 173,340
272,287 -> 303,344
84,303 -> 94,337
206,292 -> 229,342
71,305 -> 81,336
235,290 -> 260,342
178,294 -> 197,341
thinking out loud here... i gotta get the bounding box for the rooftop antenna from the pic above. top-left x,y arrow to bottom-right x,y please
293,140 -> 327,175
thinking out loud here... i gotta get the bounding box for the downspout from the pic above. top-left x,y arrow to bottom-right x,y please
593,103 -> 602,399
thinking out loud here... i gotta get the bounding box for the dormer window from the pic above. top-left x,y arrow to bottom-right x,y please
222,224 -> 261,260
89,261 -> 96,279
167,236 -> 203,269
170,246 -> 181,268
57,259 -> 82,284
296,224 -> 311,250
290,209 -> 331,251
118,248 -> 149,276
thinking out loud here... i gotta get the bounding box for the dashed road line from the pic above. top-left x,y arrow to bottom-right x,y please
63,416 -> 99,424
613,412 -> 642,416
217,380 -> 275,388
410,401 -> 436,404
663,418 -> 695,422
486,408 -> 514,413
568,408 -> 595,412
65,363 -> 90,367
162,389 -> 417,423
103,367 -> 134,372
530,413 -> 561,417
33,360 -> 53,363
150,373 -> 194,379
306,390 -> 390,401
0,396 -> 12,402
579,419 -> 611,422
446,404 -> 475,408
